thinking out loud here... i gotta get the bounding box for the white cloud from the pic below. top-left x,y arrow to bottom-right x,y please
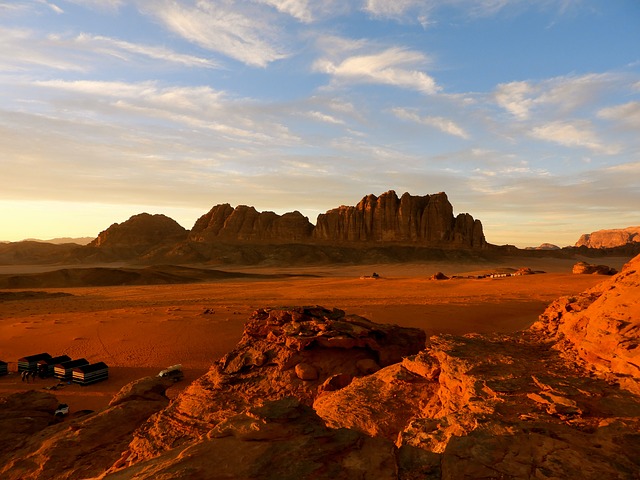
598,101 -> 640,129
530,120 -> 620,155
494,81 -> 534,119
140,0 -> 289,67
392,107 -> 469,138
307,111 -> 345,125
363,0 -> 424,18
314,47 -> 439,94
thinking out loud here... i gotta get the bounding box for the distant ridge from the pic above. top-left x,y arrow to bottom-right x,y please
22,237 -> 94,245
3,191 -> 640,267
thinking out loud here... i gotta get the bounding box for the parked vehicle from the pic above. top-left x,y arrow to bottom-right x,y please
55,403 -> 69,416
158,364 -> 184,382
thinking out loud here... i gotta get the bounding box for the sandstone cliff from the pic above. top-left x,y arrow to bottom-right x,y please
313,191 -> 486,248
187,191 -> 486,249
576,226 -> 640,248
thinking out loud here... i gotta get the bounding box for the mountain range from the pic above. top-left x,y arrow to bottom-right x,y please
1,191 -> 639,266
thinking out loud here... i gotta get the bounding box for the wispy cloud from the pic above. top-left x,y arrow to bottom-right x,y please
307,110 -> 345,125
530,120 -> 620,155
73,33 -> 219,68
256,0 -> 314,23
314,46 -> 439,94
139,0 -> 289,67
392,107 -> 469,138
598,101 -> 640,129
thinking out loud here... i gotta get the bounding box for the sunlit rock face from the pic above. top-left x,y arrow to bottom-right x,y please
575,226 -> 640,248
534,253 -> 640,395
313,190 -> 486,248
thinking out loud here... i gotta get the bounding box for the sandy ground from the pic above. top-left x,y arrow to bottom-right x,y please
0,257 -> 628,412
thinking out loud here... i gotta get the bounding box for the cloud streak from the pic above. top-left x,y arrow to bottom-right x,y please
139,0 -> 289,67
314,46 -> 439,94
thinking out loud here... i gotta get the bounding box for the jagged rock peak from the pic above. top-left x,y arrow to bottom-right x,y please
575,226 -> 640,248
90,213 -> 187,248
189,204 -> 314,243
313,190 -> 486,247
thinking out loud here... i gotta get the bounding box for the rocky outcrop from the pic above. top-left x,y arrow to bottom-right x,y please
313,191 -> 486,248
188,204 -> 314,243
120,306 -> 426,465
572,261 -> 617,275
534,253 -> 640,395
576,226 -> 640,248
90,213 -> 188,250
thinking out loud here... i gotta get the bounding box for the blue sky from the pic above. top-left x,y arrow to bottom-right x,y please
1,0 -> 639,247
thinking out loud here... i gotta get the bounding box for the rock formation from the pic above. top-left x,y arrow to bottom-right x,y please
120,306 -> 426,464
572,261 -> 617,275
91,213 -> 188,249
313,191 -> 486,248
188,204 -> 314,243
576,226 -> 640,248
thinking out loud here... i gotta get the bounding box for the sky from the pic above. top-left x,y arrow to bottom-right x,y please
1,0 -> 639,248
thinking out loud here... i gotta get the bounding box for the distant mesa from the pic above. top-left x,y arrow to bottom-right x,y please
575,226 -> 640,249
188,190 -> 486,248
525,243 -> 560,250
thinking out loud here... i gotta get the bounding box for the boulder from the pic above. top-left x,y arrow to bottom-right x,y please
572,261 -> 617,275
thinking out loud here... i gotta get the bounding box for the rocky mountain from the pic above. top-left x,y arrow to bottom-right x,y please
1,255 -> 640,478
90,213 -> 188,249
187,191 -> 486,249
313,191 -> 486,248
576,226 -> 640,248
188,204 -> 314,243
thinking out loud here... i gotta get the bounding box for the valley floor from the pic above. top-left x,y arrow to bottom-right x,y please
0,257 -> 627,412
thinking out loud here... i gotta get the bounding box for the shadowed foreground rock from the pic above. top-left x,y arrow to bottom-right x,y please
0,377 -> 173,480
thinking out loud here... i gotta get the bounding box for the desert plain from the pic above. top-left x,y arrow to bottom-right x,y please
0,255 -> 627,413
